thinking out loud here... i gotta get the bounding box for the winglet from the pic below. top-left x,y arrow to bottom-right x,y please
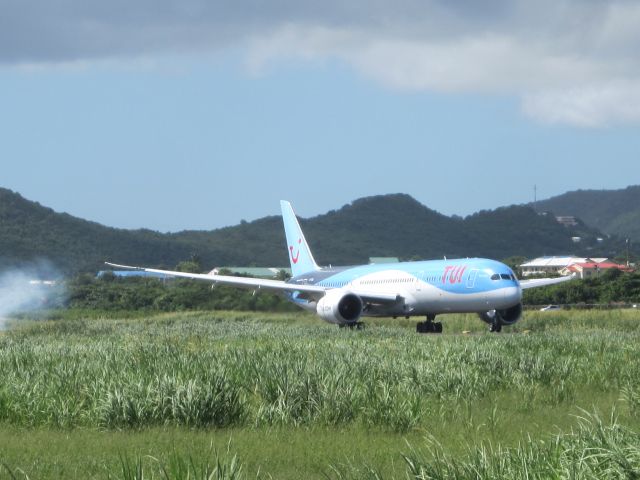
105,262 -> 143,271
280,201 -> 320,277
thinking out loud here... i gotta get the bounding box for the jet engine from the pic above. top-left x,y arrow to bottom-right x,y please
316,289 -> 363,325
478,302 -> 523,327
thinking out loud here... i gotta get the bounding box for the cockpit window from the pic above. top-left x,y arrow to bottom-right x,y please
500,274 -> 511,280
491,274 -> 500,280
511,274 -> 517,281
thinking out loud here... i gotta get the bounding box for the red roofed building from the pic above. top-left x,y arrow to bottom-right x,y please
559,261 -> 634,279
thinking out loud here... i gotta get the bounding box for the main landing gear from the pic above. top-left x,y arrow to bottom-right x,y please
340,322 -> 365,330
416,314 -> 443,334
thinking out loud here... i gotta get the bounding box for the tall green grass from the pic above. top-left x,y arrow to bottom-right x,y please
102,412 -> 640,479
324,412 -> 640,480
115,444 -> 244,480
1,309 -> 640,478
401,411 -> 640,480
1,310 -> 639,431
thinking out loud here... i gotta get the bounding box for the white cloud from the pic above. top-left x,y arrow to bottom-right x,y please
523,82 -> 640,127
245,13 -> 640,127
3,0 -> 640,127
342,35 -> 600,93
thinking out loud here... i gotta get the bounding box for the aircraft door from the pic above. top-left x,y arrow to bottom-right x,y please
466,269 -> 479,289
415,271 -> 424,292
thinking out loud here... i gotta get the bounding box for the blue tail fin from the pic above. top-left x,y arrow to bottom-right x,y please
280,201 -> 320,277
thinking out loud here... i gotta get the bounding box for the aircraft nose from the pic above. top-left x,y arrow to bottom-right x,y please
504,286 -> 521,304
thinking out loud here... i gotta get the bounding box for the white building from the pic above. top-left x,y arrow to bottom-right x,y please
556,216 -> 578,227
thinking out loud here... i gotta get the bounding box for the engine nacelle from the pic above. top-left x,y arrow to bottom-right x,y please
478,302 -> 523,326
316,289 -> 363,325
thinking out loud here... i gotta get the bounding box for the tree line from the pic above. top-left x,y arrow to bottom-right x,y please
522,269 -> 640,306
66,273 -> 297,312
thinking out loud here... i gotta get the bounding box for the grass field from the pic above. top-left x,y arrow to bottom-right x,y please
1,309 -> 640,478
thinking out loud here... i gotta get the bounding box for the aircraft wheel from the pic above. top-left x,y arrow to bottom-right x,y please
489,322 -> 502,333
417,321 -> 442,334
340,322 -> 365,330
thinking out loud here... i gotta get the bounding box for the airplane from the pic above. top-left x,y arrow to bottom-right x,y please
107,201 -> 574,333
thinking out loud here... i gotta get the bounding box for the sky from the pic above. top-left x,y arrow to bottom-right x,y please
1,0 -> 640,231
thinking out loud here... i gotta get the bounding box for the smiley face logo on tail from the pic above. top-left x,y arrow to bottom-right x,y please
289,238 -> 302,264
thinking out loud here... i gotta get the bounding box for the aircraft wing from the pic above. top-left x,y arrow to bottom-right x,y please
105,262 -> 403,304
105,262 -> 327,296
519,275 -> 576,290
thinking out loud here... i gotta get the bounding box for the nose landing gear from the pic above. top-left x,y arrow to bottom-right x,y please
487,310 -> 503,333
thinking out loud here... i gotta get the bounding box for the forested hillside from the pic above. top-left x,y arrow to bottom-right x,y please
0,188 -> 194,273
292,195 -> 606,265
0,188 -> 621,274
534,185 -> 640,241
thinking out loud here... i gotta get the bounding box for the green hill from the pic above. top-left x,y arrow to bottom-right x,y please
534,185 -> 640,241
0,188 -> 195,273
0,188 -> 618,274
294,195 -> 604,264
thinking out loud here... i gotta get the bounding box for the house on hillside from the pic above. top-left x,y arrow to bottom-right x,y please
519,256 -> 609,277
559,261 -> 634,279
368,257 -> 399,264
556,216 -> 579,227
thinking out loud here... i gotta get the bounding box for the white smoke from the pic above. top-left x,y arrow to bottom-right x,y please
0,263 -> 64,329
